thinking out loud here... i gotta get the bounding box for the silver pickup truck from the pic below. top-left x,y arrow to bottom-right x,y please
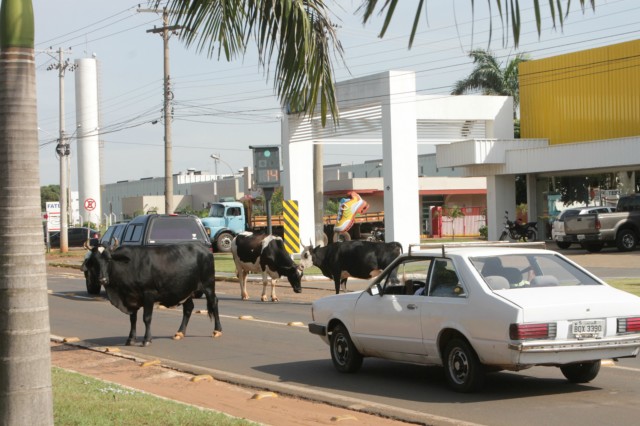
563,194 -> 640,252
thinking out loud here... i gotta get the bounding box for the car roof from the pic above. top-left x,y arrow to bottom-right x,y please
407,242 -> 550,258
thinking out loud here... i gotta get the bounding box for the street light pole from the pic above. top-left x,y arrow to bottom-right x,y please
210,153 -> 235,176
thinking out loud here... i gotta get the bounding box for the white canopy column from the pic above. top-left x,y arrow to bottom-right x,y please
380,71 -> 420,249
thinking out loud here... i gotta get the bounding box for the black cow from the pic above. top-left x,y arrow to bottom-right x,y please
300,240 -> 403,293
81,242 -> 222,346
231,232 -> 303,302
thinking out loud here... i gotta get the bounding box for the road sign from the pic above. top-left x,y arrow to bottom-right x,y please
46,202 -> 61,232
84,198 -> 96,211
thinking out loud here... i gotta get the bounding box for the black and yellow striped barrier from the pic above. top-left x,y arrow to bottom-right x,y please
282,200 -> 300,255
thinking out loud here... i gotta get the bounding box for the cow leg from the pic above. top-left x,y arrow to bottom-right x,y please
174,297 -> 194,340
334,277 -> 341,294
340,278 -> 348,293
261,272 -> 278,302
141,297 -> 155,347
239,270 -> 249,300
205,292 -> 223,338
126,310 -> 138,346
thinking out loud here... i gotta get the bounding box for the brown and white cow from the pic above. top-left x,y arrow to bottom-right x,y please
231,232 -> 303,302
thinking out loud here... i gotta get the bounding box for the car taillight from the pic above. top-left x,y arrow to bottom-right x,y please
595,218 -> 601,230
509,323 -> 557,340
617,317 -> 640,333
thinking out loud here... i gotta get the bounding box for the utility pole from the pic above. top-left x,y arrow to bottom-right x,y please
140,7 -> 181,214
46,48 -> 74,252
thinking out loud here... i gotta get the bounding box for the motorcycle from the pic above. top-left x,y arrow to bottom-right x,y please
366,227 -> 385,242
499,211 -> 537,242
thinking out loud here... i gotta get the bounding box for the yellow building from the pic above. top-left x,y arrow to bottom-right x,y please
520,39 -> 640,145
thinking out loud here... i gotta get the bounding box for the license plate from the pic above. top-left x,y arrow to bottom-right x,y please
577,234 -> 585,240
572,320 -> 604,338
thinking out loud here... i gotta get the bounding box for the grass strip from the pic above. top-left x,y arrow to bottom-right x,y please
53,367 -> 255,426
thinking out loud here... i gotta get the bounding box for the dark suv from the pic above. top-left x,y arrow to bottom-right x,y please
119,214 -> 211,247
83,214 -> 211,295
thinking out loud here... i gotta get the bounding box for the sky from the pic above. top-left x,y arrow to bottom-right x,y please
34,0 -> 640,189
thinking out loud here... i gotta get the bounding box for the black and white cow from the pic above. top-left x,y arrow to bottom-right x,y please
300,240 -> 403,294
231,232 -> 303,302
81,242 -> 222,346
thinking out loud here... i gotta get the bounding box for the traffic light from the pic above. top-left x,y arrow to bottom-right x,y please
250,146 -> 280,187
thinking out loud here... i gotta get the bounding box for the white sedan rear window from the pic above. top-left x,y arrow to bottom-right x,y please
470,253 -> 602,290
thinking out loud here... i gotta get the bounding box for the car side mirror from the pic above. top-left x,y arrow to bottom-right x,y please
369,284 -> 381,296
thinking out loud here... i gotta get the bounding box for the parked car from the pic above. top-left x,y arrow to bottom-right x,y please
552,206 -> 616,249
308,243 -> 640,392
49,227 -> 100,248
82,214 -> 211,295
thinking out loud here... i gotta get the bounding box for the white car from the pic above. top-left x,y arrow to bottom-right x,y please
308,243 -> 640,392
552,206 -> 616,249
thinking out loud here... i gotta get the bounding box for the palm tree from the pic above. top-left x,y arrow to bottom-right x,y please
0,0 -> 54,424
451,49 -> 528,118
361,1 -> 596,49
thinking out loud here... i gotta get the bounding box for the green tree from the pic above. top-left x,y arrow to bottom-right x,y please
270,187 -> 284,215
0,0 -> 54,424
40,184 -> 60,211
446,205 -> 465,240
451,49 -> 529,119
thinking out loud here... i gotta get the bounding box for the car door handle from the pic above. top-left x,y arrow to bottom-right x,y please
407,304 -> 418,310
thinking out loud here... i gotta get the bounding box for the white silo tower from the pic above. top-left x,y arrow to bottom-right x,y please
74,57 -> 102,226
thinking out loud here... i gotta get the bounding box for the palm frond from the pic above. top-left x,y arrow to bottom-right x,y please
158,1 -> 344,126
361,0 -> 597,48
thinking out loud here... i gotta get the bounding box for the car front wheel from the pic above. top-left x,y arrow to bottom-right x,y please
330,324 -> 363,373
560,360 -> 601,383
443,338 -> 485,393
555,241 -> 571,249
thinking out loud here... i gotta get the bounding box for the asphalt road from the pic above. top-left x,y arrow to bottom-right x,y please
47,253 -> 640,426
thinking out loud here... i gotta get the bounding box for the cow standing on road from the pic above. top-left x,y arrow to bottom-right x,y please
81,242 -> 222,346
231,232 -> 303,302
300,240 -> 403,293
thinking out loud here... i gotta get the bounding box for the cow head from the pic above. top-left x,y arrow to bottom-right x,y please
81,244 -> 113,287
283,265 -> 303,293
299,242 -> 315,270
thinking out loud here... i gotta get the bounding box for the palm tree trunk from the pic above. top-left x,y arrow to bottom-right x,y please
0,0 -> 54,424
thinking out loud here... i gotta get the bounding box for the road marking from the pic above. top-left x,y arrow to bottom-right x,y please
607,364 -> 640,373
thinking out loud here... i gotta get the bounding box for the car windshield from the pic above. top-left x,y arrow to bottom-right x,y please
470,253 -> 602,290
208,204 -> 225,218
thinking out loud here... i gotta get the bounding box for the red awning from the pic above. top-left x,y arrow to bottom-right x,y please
419,189 -> 487,195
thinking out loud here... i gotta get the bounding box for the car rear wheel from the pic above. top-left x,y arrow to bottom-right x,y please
216,232 -> 234,252
555,241 -> 571,249
330,324 -> 363,373
560,360 -> 601,383
443,338 -> 485,393
616,229 -> 637,252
